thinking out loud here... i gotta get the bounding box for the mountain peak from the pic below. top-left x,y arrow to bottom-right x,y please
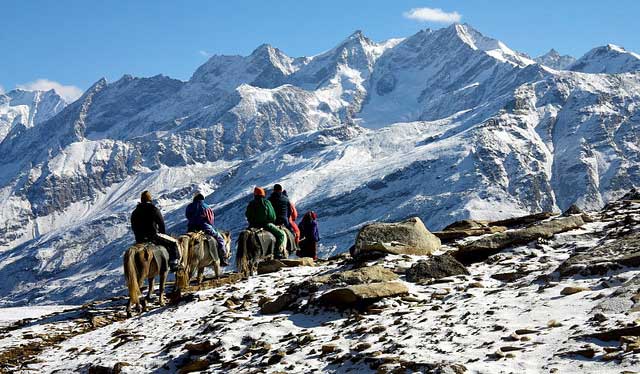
569,44 -> 640,74
534,49 -> 576,70
436,23 -> 533,67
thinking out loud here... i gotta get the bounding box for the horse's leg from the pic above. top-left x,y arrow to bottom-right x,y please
137,273 -> 146,312
146,277 -> 155,302
126,299 -> 132,318
197,267 -> 204,284
213,261 -> 221,279
159,270 -> 167,306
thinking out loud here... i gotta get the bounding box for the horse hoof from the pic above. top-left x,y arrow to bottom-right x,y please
126,311 -> 132,318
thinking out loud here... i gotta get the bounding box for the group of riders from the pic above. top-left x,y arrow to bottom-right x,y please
130,184 -> 320,273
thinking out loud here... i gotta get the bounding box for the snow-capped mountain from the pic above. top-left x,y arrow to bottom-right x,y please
0,23 -> 640,305
534,49 -> 576,70
569,44 -> 640,73
0,89 -> 67,142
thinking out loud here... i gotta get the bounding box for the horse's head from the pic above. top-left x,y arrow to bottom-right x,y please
221,231 -> 232,260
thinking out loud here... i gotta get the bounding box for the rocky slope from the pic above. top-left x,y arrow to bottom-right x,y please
0,23 -> 640,306
1,198 -> 640,373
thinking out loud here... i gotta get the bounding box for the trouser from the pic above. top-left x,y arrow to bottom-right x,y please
264,223 -> 286,258
204,227 -> 226,257
299,238 -> 318,260
152,233 -> 180,264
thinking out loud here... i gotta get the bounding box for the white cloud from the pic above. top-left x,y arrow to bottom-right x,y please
403,7 -> 462,24
0,84 -> 4,94
16,79 -> 83,102
198,50 -> 212,58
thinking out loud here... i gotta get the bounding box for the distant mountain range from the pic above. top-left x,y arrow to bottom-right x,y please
0,23 -> 639,305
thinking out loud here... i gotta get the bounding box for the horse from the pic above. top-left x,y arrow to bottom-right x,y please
123,243 -> 170,317
181,231 -> 232,284
236,225 -> 297,277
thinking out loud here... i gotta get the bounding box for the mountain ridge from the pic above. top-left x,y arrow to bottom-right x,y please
0,23 -> 639,305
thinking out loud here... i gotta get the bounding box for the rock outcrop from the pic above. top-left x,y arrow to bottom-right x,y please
455,215 -> 585,264
353,217 -> 441,257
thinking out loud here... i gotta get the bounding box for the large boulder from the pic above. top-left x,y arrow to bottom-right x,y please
455,215 -> 585,264
405,254 -> 469,282
353,217 -> 440,257
318,281 -> 409,307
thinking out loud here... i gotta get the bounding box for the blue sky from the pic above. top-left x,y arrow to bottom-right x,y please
1,0 -> 639,100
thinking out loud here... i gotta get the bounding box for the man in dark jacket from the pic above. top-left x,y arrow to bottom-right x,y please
131,191 -> 181,271
246,187 -> 286,258
268,184 -> 292,231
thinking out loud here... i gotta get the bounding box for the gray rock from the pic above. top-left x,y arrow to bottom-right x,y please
489,212 -> 558,229
433,226 -> 506,242
257,259 -> 286,275
593,275 -> 640,314
558,232 -> 640,277
405,254 -> 469,282
456,215 -> 585,264
310,265 -> 398,287
443,219 -> 490,231
354,217 -> 440,257
318,281 -> 409,307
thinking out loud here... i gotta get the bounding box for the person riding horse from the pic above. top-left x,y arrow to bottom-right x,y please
245,187 -> 286,258
130,191 -> 181,272
185,193 -> 229,266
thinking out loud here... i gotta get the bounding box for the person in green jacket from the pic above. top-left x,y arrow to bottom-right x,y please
246,187 -> 286,258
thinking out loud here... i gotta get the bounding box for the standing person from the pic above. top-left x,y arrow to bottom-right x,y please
283,190 -> 300,243
268,184 -> 292,231
298,211 -> 320,260
246,187 -> 286,258
185,193 -> 228,266
131,191 -> 181,271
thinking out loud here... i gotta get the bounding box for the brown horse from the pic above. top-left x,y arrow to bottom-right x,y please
123,243 -> 172,317
181,231 -> 232,284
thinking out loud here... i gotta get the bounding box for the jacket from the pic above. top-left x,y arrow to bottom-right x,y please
186,200 -> 215,232
131,202 -> 166,243
246,196 -> 276,228
300,216 -> 320,242
268,191 -> 291,226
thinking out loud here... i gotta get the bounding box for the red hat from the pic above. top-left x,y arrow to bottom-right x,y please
254,187 -> 266,197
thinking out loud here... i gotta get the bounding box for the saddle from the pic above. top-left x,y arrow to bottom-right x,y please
247,228 -> 275,257
188,231 -> 218,260
131,242 -> 169,270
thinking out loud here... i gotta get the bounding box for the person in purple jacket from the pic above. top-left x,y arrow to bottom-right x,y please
297,211 -> 320,260
185,193 -> 228,266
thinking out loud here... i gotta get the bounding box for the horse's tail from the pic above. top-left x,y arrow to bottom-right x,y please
123,245 -> 142,303
175,236 -> 190,289
236,230 -> 250,277
188,234 -> 203,278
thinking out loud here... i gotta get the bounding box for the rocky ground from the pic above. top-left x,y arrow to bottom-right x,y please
1,198 -> 640,373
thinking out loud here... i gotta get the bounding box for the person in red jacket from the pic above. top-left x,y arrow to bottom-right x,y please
283,190 -> 300,243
